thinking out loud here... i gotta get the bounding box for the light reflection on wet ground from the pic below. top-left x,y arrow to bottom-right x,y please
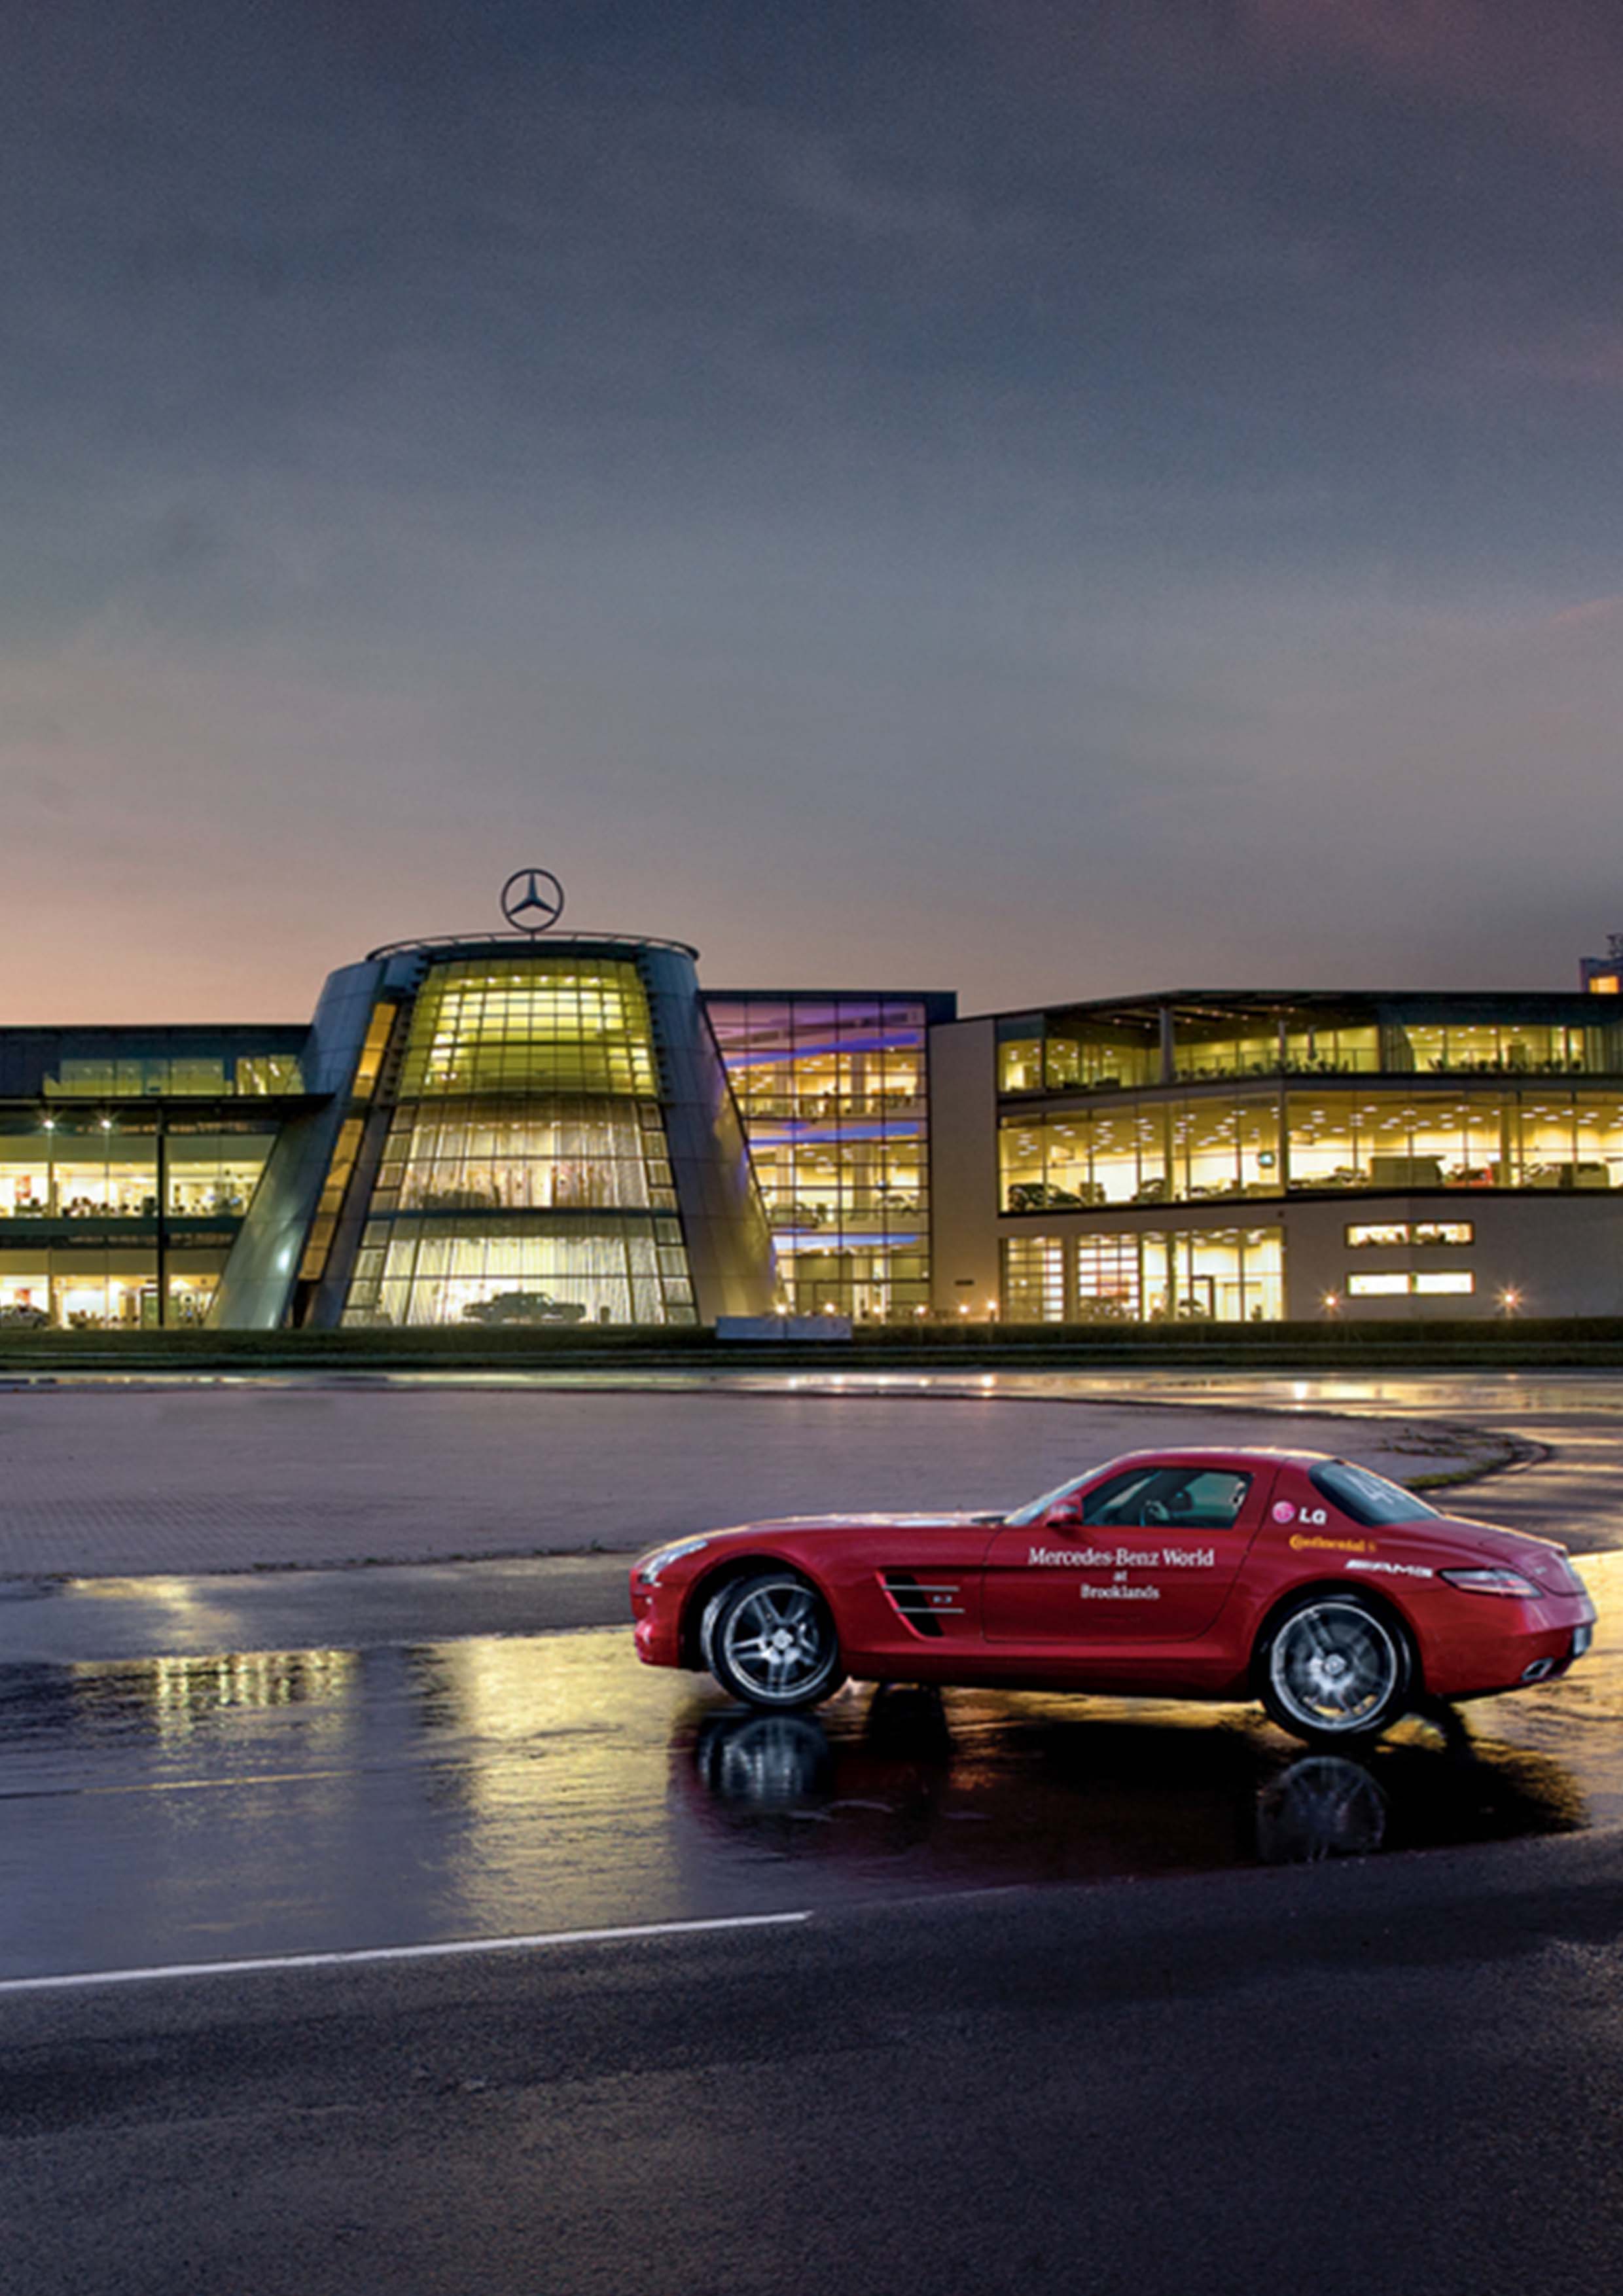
0,1552 -> 1618,1983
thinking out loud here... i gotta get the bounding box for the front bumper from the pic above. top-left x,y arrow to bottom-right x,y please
630,1578 -> 681,1668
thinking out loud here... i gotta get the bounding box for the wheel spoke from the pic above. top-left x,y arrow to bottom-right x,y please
717,1576 -> 837,1706
1271,1603 -> 1399,1734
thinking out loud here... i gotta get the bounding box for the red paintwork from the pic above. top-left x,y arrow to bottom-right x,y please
629,1448 -> 1596,1712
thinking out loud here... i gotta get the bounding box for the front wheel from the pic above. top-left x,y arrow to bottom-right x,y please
709,1572 -> 845,1710
1259,1593 -> 1413,1746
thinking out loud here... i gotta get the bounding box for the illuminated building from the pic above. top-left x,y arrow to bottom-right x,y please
6,918 -> 1623,1327
930,987 -> 1623,1323
705,992 -> 953,1321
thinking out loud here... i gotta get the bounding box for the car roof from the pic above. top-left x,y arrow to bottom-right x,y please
1096,1447 -> 1337,1470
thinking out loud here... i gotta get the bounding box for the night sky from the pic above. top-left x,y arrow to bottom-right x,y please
7,1 -> 1623,1020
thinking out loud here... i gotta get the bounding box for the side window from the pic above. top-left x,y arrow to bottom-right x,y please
1174,1471 -> 1253,1528
1084,1467 -> 1252,1529
1080,1469 -> 1161,1526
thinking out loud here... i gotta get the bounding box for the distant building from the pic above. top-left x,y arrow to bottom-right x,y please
930,987 -> 1623,1323
5,911 -> 1623,1327
1578,931 -> 1623,997
0,926 -> 949,1331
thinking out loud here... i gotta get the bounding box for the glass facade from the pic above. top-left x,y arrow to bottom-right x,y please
1001,1227 -> 1285,1323
340,955 -> 697,1329
11,960 -> 1623,1337
997,1009 -> 1160,1096
990,991 -> 1623,1326
0,1113 -> 278,1327
1002,1086 -> 1623,1210
41,1053 -> 304,1096
397,961 -> 658,1098
995,998 -> 1623,1096
0,1030 -> 308,1102
707,995 -> 940,1320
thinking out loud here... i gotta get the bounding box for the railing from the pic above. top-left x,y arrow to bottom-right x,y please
364,930 -> 701,961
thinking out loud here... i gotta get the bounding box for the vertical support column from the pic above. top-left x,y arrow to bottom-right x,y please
155,1111 -> 168,1328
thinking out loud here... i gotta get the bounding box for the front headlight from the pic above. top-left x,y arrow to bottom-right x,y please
637,1536 -> 712,1587
1440,1566 -> 1543,1598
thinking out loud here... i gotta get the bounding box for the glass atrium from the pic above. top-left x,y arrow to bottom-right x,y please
340,956 -> 698,1328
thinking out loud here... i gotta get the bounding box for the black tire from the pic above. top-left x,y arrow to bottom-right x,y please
708,1571 -> 845,1711
1258,1591 -> 1414,1747
695,1580 -> 734,1677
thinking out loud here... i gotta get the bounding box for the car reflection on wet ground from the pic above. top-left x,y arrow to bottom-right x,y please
0,1552 -> 1615,1985
683,1690 -> 1584,1878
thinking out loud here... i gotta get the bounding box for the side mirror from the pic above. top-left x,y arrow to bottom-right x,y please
1046,1498 -> 1087,1531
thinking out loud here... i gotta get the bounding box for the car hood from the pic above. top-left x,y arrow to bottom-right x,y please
707,1511 -> 1001,1540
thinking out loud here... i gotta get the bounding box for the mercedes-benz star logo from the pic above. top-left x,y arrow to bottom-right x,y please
501,867 -> 566,934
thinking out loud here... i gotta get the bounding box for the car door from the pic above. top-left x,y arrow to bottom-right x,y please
983,1461 -> 1276,1643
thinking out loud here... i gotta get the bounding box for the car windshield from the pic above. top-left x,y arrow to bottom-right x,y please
1308,1461 -> 1440,1526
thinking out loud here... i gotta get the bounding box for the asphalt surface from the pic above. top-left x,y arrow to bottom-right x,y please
0,1373 -> 1514,1573
5,1369 -> 1623,2291
1,1550 -> 1618,1985
8,1835 -> 1623,2296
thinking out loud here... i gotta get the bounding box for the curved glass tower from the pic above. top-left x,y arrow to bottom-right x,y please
213,934 -> 776,1330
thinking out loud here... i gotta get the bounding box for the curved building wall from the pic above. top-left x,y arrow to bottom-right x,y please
298,937 -> 772,1330
209,956 -> 414,1330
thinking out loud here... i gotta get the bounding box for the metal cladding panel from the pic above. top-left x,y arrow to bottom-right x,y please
209,958 -> 401,1329
639,944 -> 776,1321
205,1104 -> 336,1328
927,1016 -> 1000,1314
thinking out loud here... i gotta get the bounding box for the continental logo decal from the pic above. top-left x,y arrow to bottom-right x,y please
1289,1533 -> 1374,1556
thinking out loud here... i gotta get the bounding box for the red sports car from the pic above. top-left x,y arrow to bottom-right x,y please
630,1449 -> 1596,1746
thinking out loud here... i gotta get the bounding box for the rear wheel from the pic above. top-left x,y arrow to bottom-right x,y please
1259,1592 -> 1412,1746
709,1572 -> 844,1710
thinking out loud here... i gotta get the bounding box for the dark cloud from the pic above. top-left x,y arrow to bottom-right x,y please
3,1 -> 1622,1016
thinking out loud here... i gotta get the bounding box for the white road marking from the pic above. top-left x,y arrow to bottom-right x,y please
0,1910 -> 815,1996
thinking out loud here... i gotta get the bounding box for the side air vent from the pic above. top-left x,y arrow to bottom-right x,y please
881,1571 -> 965,1638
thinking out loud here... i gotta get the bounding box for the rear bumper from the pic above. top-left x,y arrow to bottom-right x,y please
1420,1589 -> 1597,1701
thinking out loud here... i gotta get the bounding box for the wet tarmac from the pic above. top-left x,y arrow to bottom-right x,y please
3,1551 -> 1620,1986
0,1373 -> 1512,1576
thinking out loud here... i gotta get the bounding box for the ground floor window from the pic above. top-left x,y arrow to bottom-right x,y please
340,1214 -> 696,1327
0,1259 -> 223,1328
774,1243 -> 929,1321
1133,1227 -> 1285,1321
1075,1234 -> 1142,1319
997,1227 -> 1284,1323
1002,1236 -> 1065,1322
